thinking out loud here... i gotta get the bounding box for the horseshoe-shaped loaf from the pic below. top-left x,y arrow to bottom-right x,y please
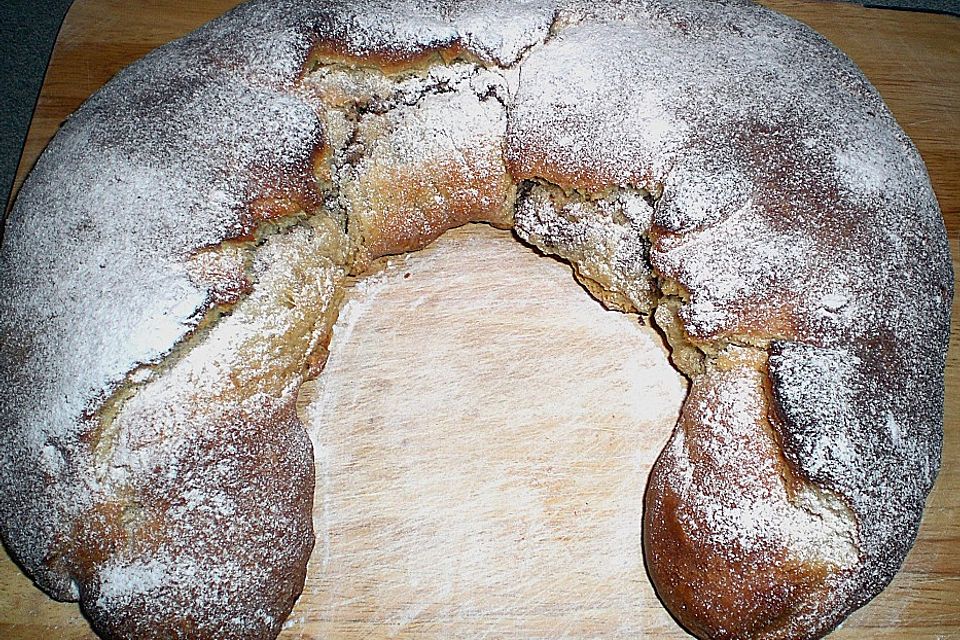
0,1 -> 952,639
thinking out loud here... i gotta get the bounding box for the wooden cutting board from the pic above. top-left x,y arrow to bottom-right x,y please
2,1 -> 958,638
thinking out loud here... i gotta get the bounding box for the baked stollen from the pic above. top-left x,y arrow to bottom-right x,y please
0,1 -> 952,639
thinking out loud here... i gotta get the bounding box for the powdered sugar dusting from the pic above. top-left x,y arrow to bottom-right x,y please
0,0 -> 330,597
247,0 -> 555,66
507,0 -> 948,629
449,0 -> 556,65
96,558 -> 169,610
336,63 -> 513,259
82,225 -> 343,637
769,341 -> 944,583
662,365 -> 858,568
508,18 -> 688,187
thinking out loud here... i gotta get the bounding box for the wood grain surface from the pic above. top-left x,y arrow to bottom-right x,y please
2,1 -> 958,638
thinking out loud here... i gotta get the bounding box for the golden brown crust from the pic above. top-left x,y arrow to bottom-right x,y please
306,41 -> 469,77
77,402 -> 315,640
346,148 -> 514,262
644,363 -> 856,640
504,146 -> 659,196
